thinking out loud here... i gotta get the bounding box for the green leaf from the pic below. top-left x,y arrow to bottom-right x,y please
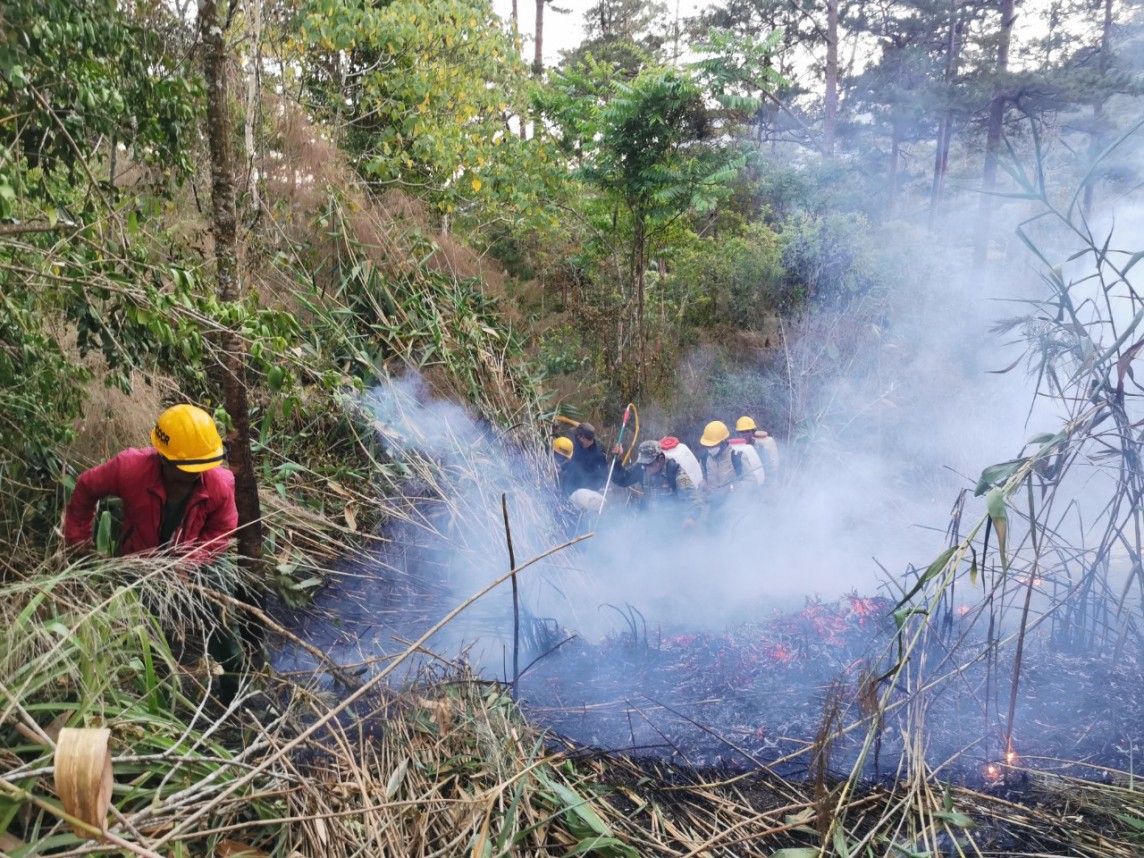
769,850 -> 820,858
832,825 -> 853,858
548,781 -> 610,837
96,508 -> 113,555
894,607 -> 928,630
934,811 -> 977,829
974,459 -> 1025,496
1114,812 -> 1144,832
564,836 -> 639,857
987,488 -> 1008,573
894,546 -> 956,609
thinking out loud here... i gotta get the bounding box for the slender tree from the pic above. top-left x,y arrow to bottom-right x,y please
974,0 -> 1015,267
198,0 -> 264,566
1082,0 -> 1114,214
930,0 -> 963,223
823,0 -> 839,156
535,0 -> 546,74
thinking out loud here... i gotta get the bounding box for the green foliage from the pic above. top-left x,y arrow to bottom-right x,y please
0,288 -> 90,547
281,193 -> 543,424
670,222 -> 786,329
779,212 -> 891,310
561,0 -> 671,77
301,0 -> 533,212
0,0 -> 202,552
591,68 -> 725,218
691,28 -> 787,125
0,0 -> 198,219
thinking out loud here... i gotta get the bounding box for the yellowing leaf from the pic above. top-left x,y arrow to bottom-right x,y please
987,488 -> 1009,573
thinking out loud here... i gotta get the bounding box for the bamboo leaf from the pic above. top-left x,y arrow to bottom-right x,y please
974,459 -> 1025,496
96,509 -> 113,556
832,825 -> 853,858
934,811 -> 977,829
1123,250 -> 1144,276
894,546 -> 956,609
987,489 -> 1008,573
548,782 -> 611,837
385,758 -> 409,798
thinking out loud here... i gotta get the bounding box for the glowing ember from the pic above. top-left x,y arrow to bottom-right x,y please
766,643 -> 797,663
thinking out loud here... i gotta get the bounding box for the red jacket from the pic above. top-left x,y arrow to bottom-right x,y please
64,448 -> 238,564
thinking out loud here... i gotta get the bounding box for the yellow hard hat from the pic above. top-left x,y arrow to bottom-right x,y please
736,416 -> 757,432
553,437 -> 574,459
700,420 -> 730,447
151,404 -> 226,473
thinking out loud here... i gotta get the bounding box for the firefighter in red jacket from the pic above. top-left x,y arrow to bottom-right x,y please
64,404 -> 238,564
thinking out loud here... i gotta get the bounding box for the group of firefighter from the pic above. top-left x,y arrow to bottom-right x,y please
551,416 -> 780,528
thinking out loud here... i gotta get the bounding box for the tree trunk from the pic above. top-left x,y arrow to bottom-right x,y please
243,0 -> 261,213
822,0 -> 839,157
1082,0 -> 1114,214
636,225 -> 646,396
974,0 -> 1015,268
929,0 -> 961,226
533,0 -> 544,75
199,0 -> 264,567
888,125 -> 900,215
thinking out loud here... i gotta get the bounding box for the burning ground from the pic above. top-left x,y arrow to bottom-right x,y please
266,374 -> 1144,854
274,533 -> 1144,788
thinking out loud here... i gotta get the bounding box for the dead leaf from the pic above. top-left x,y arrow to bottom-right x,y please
216,841 -> 270,857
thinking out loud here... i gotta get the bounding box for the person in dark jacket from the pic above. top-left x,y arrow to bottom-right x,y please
567,422 -> 610,491
610,440 -> 699,525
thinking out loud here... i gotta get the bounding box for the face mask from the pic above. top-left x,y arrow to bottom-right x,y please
709,445 -> 724,458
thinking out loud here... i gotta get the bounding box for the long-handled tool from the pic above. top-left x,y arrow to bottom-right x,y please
598,403 -> 636,514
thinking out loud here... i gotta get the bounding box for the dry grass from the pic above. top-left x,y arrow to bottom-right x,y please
259,102 -> 512,312
65,373 -> 174,468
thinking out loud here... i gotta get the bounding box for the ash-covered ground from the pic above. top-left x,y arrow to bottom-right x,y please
271,530 -> 1144,789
